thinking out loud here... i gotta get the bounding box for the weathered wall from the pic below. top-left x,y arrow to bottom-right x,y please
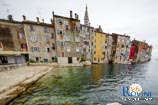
0,22 -> 18,51
23,23 -> 56,63
54,15 -> 81,64
92,32 -> 106,63
80,25 -> 94,61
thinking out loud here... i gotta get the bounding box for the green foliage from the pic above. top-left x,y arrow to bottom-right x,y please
29,59 -> 36,63
80,57 -> 86,62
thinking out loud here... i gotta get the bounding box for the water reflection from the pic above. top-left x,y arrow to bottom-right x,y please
9,60 -> 158,105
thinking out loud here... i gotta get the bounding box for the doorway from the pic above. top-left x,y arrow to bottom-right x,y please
68,57 -> 72,64
0,56 -> 8,64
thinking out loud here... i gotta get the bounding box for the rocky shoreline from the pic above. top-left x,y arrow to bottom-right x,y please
0,66 -> 53,105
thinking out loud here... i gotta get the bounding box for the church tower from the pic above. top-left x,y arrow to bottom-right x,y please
84,5 -> 90,26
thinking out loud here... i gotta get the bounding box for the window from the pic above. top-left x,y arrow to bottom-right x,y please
30,35 -> 37,42
65,25 -> 69,30
51,33 -> 54,39
29,25 -> 35,31
94,51 -> 96,54
31,47 -> 40,52
45,36 -> 49,42
52,43 -> 55,50
75,36 -> 79,42
21,43 -> 27,49
76,48 -> 79,52
60,31 -> 63,35
84,41 -> 89,45
52,57 -> 57,62
44,27 -> 49,33
65,35 -> 70,41
57,30 -> 63,35
44,59 -> 48,63
61,42 -> 64,46
122,45 -> 124,48
94,57 -> 96,61
94,45 -> 96,48
36,57 -> 39,62
19,33 -> 25,38
47,48 -> 50,53
83,48 -> 86,52
57,18 -> 63,25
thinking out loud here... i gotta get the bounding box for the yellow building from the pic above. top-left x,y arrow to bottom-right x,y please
92,29 -> 107,63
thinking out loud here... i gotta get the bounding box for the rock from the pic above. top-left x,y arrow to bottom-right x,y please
54,75 -> 63,79
0,67 -> 52,105
83,61 -> 91,66
107,102 -> 122,105
64,101 -> 74,105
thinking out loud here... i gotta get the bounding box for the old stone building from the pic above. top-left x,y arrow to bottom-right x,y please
113,33 -> 131,64
22,16 -> 56,63
53,11 -> 81,64
106,34 -> 113,63
80,25 -> 94,61
0,15 -> 28,64
92,26 -> 109,63
0,8 -> 152,65
80,6 -> 95,61
130,40 -> 152,63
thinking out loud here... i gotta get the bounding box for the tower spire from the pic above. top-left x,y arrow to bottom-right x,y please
84,5 -> 90,26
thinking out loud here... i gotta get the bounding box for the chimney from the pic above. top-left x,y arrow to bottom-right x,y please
70,11 -> 73,18
42,19 -> 44,23
77,14 -> 79,20
75,13 -> 77,19
22,15 -> 26,21
52,11 -> 54,16
50,18 -> 53,24
36,17 -> 40,23
8,15 -> 13,21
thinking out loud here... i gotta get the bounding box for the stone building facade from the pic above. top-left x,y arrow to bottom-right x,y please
53,11 -> 81,64
0,7 -> 152,65
92,26 -> 108,63
113,33 -> 131,64
106,34 -> 113,63
130,40 -> 152,63
0,16 -> 28,64
79,6 -> 95,62
22,16 -> 56,63
80,24 -> 94,61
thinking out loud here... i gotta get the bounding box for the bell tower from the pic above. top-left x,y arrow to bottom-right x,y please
84,5 -> 90,26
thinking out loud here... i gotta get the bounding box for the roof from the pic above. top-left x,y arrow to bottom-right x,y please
22,21 -> 54,27
0,19 -> 21,24
0,19 -> 54,27
53,15 -> 80,22
112,33 -> 130,38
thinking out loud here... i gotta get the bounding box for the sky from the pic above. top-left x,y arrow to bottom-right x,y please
0,0 -> 158,57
